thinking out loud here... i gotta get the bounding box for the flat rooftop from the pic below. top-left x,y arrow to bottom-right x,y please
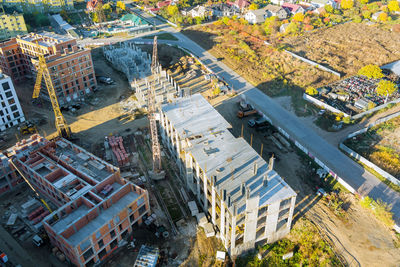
53,140 -> 113,183
162,94 -> 296,214
63,190 -> 140,246
19,31 -> 74,46
161,93 -> 231,138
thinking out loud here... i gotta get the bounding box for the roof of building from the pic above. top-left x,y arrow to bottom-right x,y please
265,4 -> 285,13
19,31 -> 74,46
382,60 -> 400,76
228,0 -> 250,9
120,14 -> 149,25
52,14 -> 75,31
282,3 -> 303,12
135,245 -> 159,267
161,94 -> 296,215
157,0 -> 171,8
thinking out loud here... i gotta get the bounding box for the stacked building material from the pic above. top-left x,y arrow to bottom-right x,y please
108,135 -> 129,167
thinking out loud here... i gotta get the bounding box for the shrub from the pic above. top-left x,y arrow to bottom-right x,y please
248,3 -> 259,10
362,10 -> 372,19
325,4 -> 334,13
341,0 -> 354,9
306,86 -> 318,96
378,12 -> 388,21
360,196 -> 394,227
358,64 -> 384,79
292,12 -> 304,22
388,0 -> 400,12
353,15 -> 362,22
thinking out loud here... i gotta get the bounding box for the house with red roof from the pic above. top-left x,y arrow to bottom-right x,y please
227,0 -> 250,12
282,3 -> 305,14
157,0 -> 172,8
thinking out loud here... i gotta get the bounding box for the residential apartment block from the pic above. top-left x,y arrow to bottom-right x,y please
4,134 -> 150,266
0,12 -> 28,40
160,94 -> 296,255
0,32 -> 97,105
2,0 -> 74,12
0,73 -> 25,130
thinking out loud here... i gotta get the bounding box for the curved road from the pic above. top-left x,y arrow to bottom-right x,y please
81,11 -> 400,225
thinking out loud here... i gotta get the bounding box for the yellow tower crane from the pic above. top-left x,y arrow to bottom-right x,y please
32,43 -> 71,139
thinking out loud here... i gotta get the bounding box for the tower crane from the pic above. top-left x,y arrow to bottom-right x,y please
149,36 -> 162,173
32,42 -> 71,139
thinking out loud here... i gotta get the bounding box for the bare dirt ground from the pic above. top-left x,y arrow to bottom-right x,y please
284,23 -> 400,77
213,96 -> 400,267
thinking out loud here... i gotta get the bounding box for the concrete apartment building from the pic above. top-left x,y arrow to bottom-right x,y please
159,94 -> 296,255
0,32 -> 97,105
4,134 -> 150,266
2,0 -> 74,12
0,73 -> 25,130
0,12 -> 28,40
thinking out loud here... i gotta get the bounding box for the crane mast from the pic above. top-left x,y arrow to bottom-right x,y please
149,36 -> 162,172
32,42 -> 70,138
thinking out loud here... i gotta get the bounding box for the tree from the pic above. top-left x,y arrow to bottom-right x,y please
378,12 -> 388,22
248,3 -> 259,10
341,0 -> 354,9
388,1 -> 400,12
167,5 -> 179,16
94,4 -> 106,23
324,4 -> 333,13
292,12 -> 304,22
358,64 -> 384,79
362,10 -> 371,19
116,1 -> 126,11
359,0 -> 369,4
376,80 -> 397,97
285,22 -> 299,34
367,101 -> 376,110
353,15 -> 362,22
306,86 -> 319,96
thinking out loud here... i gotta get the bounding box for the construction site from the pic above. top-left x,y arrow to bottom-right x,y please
0,25 -> 399,266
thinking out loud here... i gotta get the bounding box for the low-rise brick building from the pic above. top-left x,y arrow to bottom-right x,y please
4,135 -> 150,266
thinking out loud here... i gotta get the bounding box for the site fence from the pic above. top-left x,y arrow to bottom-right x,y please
303,93 -> 350,117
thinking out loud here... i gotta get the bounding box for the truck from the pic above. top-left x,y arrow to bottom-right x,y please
237,103 -> 257,118
32,235 -> 44,247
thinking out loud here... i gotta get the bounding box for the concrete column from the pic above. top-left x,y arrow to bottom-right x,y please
196,162 -> 201,202
160,112 -> 165,141
211,186 -> 216,224
186,154 -> 194,192
230,212 -> 236,253
265,202 -> 279,237
220,200 -> 226,243
224,211 -> 229,249
286,196 -> 296,230
169,120 -> 174,152
203,174 -> 208,212
243,195 -> 259,244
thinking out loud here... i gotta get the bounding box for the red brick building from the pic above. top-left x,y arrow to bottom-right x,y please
5,135 -> 150,266
0,32 -> 97,106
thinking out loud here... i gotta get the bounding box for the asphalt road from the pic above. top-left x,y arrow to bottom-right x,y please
82,13 -> 400,225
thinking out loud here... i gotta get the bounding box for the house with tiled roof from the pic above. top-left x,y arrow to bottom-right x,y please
227,0 -> 250,12
282,3 -> 305,14
265,4 -> 288,19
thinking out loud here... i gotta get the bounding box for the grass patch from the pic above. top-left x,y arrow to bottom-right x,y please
360,196 -> 394,227
144,33 -> 178,41
236,218 -> 342,266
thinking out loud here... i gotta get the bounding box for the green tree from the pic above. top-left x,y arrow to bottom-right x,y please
358,64 -> 384,79
248,3 -> 259,10
306,86 -> 318,96
388,0 -> 400,12
376,80 -> 397,97
341,0 -> 354,9
292,12 -> 304,22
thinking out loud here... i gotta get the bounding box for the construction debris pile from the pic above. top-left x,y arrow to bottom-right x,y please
105,135 -> 130,167
103,42 -> 152,81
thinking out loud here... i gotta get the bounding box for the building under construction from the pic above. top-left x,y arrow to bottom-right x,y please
2,134 -> 150,266
160,94 -> 296,255
0,32 -> 97,105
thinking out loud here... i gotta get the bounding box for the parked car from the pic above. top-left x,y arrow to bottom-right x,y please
97,76 -> 114,85
248,116 -> 268,128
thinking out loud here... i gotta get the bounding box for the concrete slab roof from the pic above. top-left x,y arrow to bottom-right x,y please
162,94 -> 296,215
161,93 -> 231,138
